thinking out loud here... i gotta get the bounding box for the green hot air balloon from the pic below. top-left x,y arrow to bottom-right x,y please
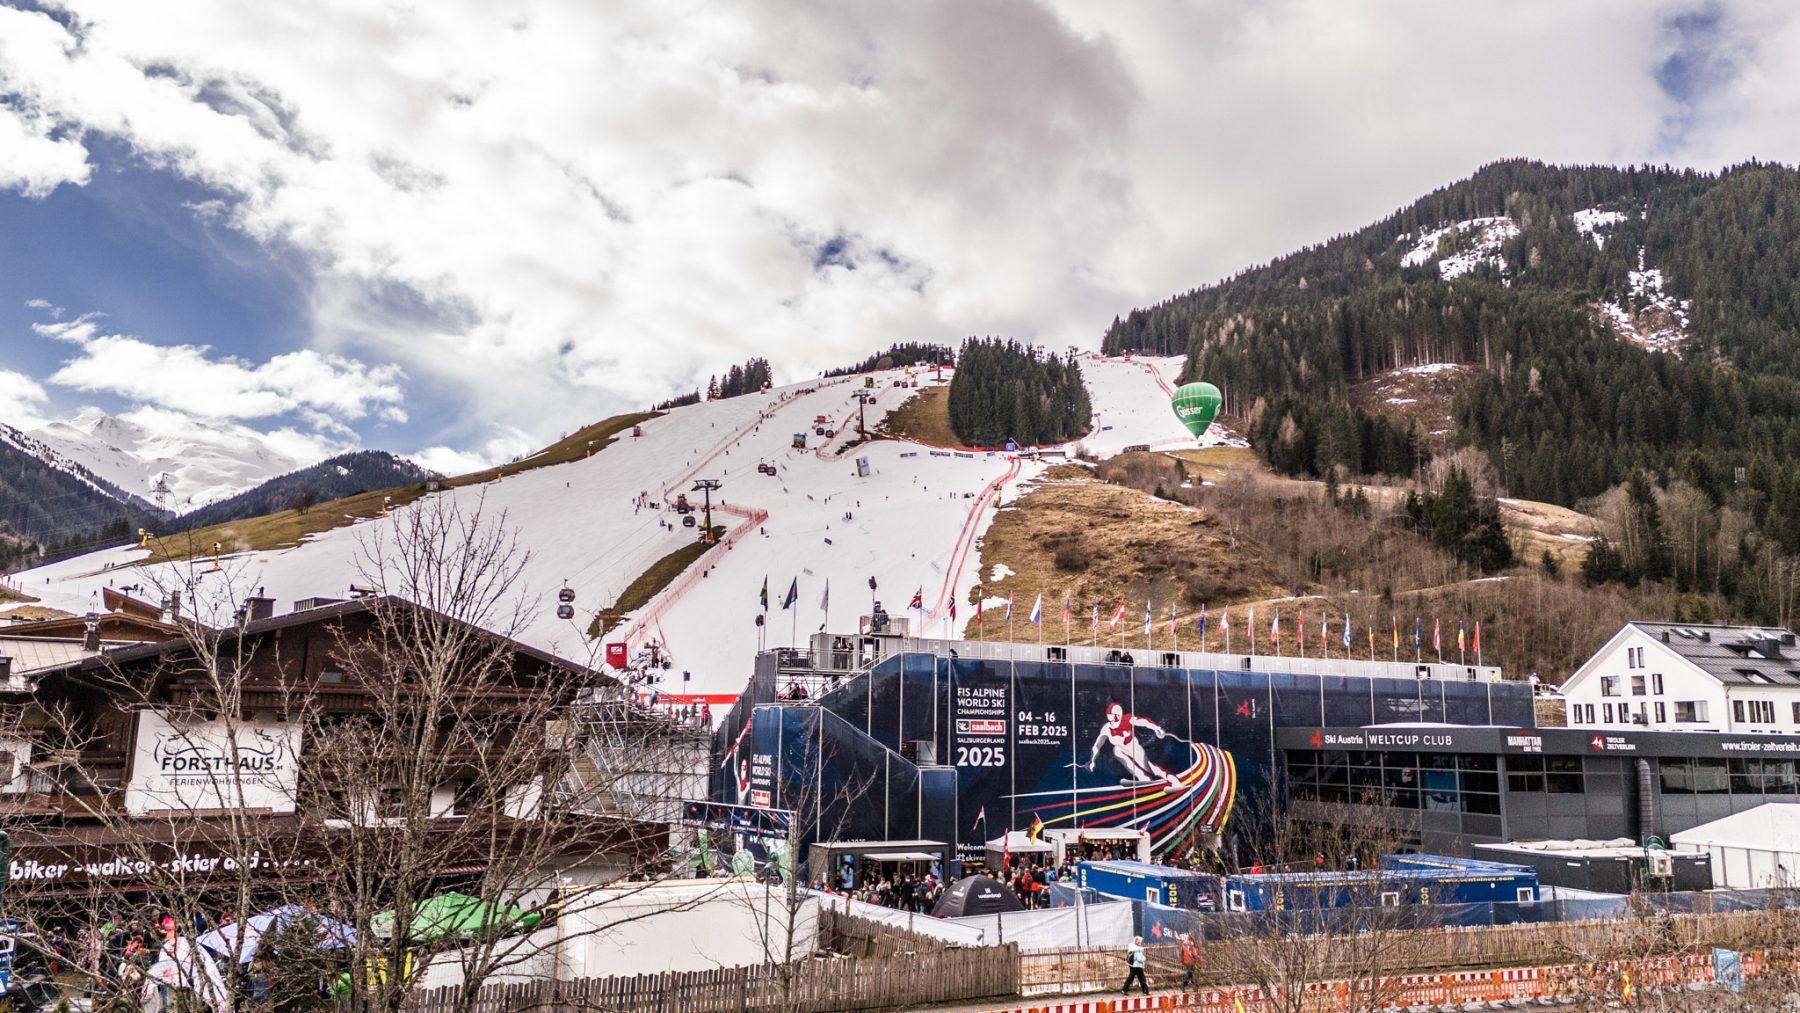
1171,382 -> 1222,438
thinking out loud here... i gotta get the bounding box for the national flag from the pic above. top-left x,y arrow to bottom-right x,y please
1297,611 -> 1304,644
1091,599 -> 1100,635
1168,600 -> 1178,638
1143,600 -> 1152,635
1473,621 -> 1482,655
1108,601 -> 1126,629
1196,605 -> 1208,641
970,805 -> 987,833
781,578 -> 798,610
760,575 -> 769,612
1029,593 -> 1042,625
820,580 -> 830,612
1367,619 -> 1375,653
1029,813 -> 1044,842
909,587 -> 923,611
1320,611 -> 1328,646
1457,620 -> 1466,653
1392,616 -> 1400,652
1414,617 -> 1422,652
1005,592 -> 1014,623
975,591 -> 982,620
1063,596 -> 1071,626
1270,609 -> 1279,644
1343,613 -> 1352,648
1433,618 -> 1442,654
949,598 -> 957,621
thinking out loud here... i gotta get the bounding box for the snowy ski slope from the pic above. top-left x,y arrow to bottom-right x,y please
16,355 -> 1213,698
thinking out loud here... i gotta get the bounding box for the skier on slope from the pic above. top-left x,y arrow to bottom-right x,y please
1085,702 -> 1185,791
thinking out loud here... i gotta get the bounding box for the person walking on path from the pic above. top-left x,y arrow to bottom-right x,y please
1178,932 -> 1198,988
1122,936 -> 1149,995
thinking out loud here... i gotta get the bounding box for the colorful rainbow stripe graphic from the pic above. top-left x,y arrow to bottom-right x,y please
1006,742 -> 1236,856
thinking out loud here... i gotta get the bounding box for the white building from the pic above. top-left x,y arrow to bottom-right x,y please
1561,622 -> 1800,734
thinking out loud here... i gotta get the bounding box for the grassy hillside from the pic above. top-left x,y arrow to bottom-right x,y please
970,452 -> 1691,682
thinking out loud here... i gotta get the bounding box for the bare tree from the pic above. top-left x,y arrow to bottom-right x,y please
0,497 -> 712,1013
1196,794 -> 1443,1013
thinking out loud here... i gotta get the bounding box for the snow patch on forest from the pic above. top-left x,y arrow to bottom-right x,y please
1397,217 -> 1518,280
1600,247 -> 1690,353
1572,208 -> 1627,250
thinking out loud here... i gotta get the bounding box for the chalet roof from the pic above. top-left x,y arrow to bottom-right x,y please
0,636 -> 106,674
28,594 -> 601,682
1630,621 -> 1800,687
0,610 -> 186,644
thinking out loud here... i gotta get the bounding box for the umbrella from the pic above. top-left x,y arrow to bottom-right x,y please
930,875 -> 1025,918
370,892 -> 541,944
198,905 -> 356,964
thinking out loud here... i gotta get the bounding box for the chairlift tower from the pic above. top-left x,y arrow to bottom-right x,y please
151,474 -> 173,513
691,479 -> 722,543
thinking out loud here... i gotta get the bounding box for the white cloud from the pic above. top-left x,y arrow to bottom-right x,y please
405,427 -> 535,477
0,103 -> 89,196
0,0 -> 1792,454
37,314 -> 405,428
0,368 -> 50,427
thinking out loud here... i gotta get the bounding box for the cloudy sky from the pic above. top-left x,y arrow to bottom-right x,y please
2,0 -> 1797,472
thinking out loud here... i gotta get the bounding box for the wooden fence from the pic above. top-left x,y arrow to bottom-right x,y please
1020,907 -> 1800,996
817,904 -> 953,958
404,944 -> 1018,1013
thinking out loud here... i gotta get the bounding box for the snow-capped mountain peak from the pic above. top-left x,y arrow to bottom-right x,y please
23,409 -> 329,510
0,422 -> 153,509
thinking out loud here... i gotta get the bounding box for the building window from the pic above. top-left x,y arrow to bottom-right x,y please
1734,700 -> 1746,723
1507,755 -> 1544,793
1757,700 -> 1776,724
1631,675 -> 1646,696
1603,703 -> 1615,723
1545,756 -> 1583,794
1601,676 -> 1621,697
1655,701 -> 1666,723
1674,701 -> 1707,723
1651,673 -> 1663,695
1793,701 -> 1800,724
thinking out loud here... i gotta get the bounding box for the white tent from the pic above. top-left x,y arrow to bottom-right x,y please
1670,803 -> 1800,889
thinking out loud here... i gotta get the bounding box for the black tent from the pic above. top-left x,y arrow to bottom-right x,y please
931,875 -> 1025,918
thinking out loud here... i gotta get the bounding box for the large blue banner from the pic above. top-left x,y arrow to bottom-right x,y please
728,653 -> 1526,864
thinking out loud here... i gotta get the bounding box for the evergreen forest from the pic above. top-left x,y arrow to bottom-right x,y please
947,338 -> 1092,447
1101,159 -> 1800,622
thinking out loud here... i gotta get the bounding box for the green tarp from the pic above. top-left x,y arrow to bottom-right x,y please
371,892 -> 542,943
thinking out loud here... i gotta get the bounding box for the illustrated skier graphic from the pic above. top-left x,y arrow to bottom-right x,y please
736,759 -> 752,800
1086,702 -> 1185,790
